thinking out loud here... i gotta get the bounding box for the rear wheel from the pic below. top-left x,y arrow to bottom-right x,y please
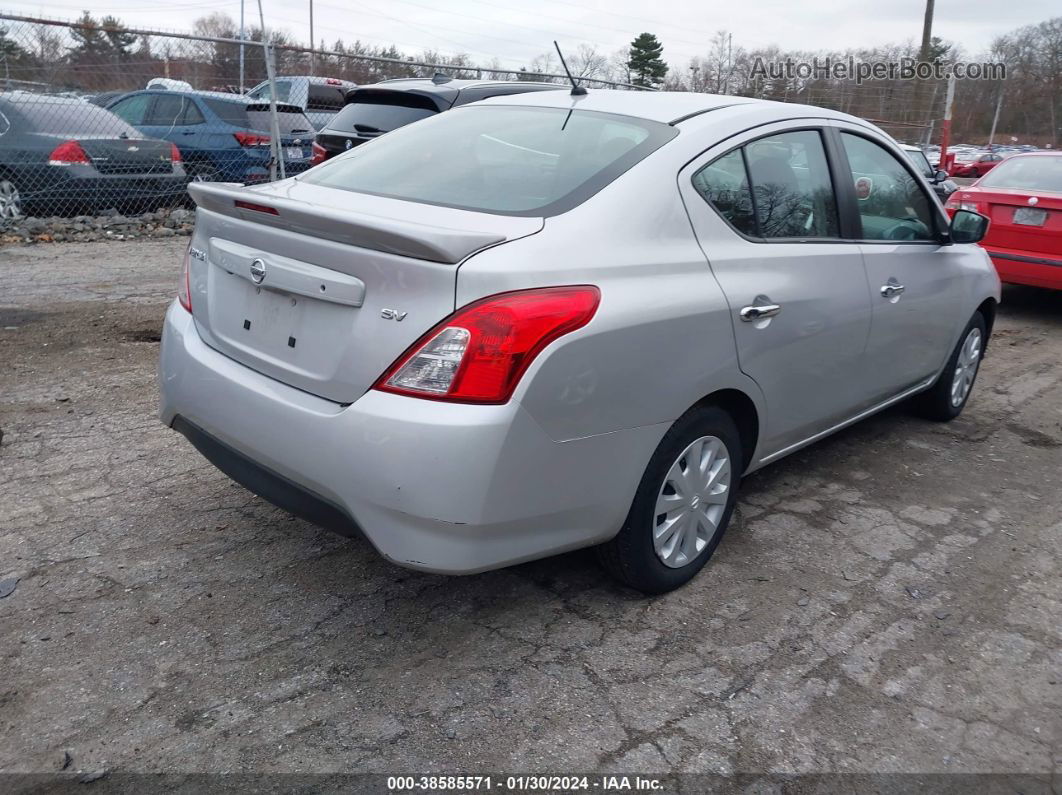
912,312 -> 986,421
598,405 -> 742,594
0,179 -> 23,220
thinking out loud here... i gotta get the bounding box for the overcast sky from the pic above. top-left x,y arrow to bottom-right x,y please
3,0 -> 1056,71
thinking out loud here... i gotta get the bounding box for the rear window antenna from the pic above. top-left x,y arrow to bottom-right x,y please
553,41 -> 587,96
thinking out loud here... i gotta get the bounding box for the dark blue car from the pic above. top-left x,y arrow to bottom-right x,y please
105,90 -> 318,183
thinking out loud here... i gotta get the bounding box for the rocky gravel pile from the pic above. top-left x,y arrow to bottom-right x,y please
0,208 -> 195,246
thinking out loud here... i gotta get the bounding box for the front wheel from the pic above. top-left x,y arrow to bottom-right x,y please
598,405 -> 742,594
912,312 -> 986,421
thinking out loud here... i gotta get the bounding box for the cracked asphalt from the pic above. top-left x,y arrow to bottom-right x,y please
1,240 -> 1060,777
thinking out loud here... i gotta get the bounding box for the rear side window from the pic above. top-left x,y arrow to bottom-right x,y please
841,133 -> 936,241
146,94 -> 185,126
307,85 -> 345,111
9,99 -> 138,137
692,149 -> 755,236
303,105 -> 676,217
327,92 -> 439,134
693,129 -> 840,239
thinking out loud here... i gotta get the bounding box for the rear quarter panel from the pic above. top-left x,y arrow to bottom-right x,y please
455,145 -> 762,445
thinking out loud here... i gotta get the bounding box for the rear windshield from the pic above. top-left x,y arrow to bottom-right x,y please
977,155 -> 1062,193
1,98 -> 138,137
248,80 -> 293,103
303,105 -> 677,216
202,98 -> 313,134
327,98 -> 437,134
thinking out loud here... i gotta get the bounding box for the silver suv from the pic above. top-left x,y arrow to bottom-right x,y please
159,90 -> 1000,593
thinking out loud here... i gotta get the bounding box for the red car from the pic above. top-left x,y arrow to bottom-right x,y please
949,151 -> 1005,178
945,152 -> 1062,289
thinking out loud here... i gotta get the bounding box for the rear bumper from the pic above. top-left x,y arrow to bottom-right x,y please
20,171 -> 189,207
158,302 -> 663,574
985,247 -> 1062,290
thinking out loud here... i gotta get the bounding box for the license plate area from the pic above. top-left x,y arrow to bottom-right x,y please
1013,207 -> 1047,226
208,266 -> 354,379
285,147 -> 305,160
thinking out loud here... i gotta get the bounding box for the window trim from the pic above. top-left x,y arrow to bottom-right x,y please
690,125 -> 847,244
827,125 -> 949,245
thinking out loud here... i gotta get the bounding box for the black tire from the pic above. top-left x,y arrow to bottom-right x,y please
912,311 -> 987,422
598,405 -> 743,594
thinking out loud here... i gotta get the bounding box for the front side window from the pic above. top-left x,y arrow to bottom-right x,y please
841,133 -> 936,241
302,105 -> 676,216
692,129 -> 839,239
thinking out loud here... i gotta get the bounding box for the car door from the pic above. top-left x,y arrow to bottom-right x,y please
831,125 -> 966,401
679,124 -> 874,456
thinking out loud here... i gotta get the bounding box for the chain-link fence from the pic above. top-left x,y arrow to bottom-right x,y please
0,13 -> 956,227
0,13 -> 650,224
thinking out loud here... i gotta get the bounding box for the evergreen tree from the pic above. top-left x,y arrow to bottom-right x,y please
627,32 -> 667,87
68,12 -> 110,59
101,15 -> 137,60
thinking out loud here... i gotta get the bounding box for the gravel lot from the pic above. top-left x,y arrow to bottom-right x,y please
1,240 -> 1060,779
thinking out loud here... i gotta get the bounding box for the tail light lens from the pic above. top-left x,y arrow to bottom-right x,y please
311,141 -> 327,165
945,195 -> 981,212
48,140 -> 91,166
170,143 -> 183,163
234,131 -> 271,147
374,286 -> 600,404
178,245 -> 192,313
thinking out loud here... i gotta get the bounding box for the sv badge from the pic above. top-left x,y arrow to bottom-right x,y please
380,308 -> 408,321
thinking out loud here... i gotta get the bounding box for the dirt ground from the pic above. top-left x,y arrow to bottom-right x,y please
1,240 -> 1060,780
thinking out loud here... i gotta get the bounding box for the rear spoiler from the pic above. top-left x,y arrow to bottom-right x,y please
187,181 -> 508,264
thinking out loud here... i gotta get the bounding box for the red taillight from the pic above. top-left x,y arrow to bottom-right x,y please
47,140 -> 90,166
311,141 -> 327,165
178,245 -> 192,313
374,286 -> 601,404
170,143 -> 183,163
234,199 -> 279,215
234,131 -> 271,147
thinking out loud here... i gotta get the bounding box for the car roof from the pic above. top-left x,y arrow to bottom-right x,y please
470,89 -> 838,125
125,88 -> 261,105
0,91 -> 87,107
368,77 -> 560,94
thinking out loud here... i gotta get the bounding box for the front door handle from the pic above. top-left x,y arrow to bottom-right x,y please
880,282 -> 906,298
740,302 -> 782,321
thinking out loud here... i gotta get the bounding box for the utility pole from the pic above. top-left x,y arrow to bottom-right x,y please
309,0 -> 315,76
988,90 -> 1003,146
239,0 -> 245,92
912,0 -> 935,129
939,73 -> 956,173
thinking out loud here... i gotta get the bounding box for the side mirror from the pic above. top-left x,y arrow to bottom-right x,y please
949,209 -> 989,244
934,169 -> 949,183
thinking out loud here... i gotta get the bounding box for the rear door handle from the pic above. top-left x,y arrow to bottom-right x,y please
740,303 -> 782,321
881,282 -> 906,298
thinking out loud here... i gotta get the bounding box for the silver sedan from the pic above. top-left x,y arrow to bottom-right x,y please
159,89 -> 1000,593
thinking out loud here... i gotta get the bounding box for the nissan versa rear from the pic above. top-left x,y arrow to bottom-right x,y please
159,90 -> 1000,593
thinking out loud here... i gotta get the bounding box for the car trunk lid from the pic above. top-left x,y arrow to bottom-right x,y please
972,188 -> 1062,254
77,137 -> 175,175
186,180 -> 542,403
